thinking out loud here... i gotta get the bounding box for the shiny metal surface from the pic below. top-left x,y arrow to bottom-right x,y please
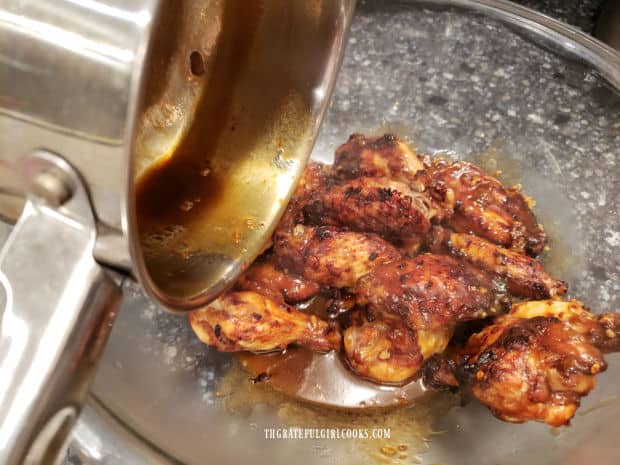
69,401 -> 175,465
0,152 -> 122,465
129,0 -> 356,309
0,0 -> 353,309
63,1 -> 620,464
0,0 -> 158,232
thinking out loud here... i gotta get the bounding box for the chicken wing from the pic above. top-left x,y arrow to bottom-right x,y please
274,224 -> 401,289
343,311 -> 452,384
344,314 -> 424,384
453,300 -> 618,426
509,300 -> 620,351
302,177 -> 435,238
278,161 -> 335,231
333,134 -> 425,185
447,232 -> 567,299
188,291 -> 341,353
429,159 -> 547,256
236,258 -> 320,304
356,254 -> 504,331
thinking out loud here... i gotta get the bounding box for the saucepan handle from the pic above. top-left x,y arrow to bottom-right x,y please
0,151 -> 122,465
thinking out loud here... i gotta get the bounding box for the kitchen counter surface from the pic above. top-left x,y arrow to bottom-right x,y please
512,0 -> 603,32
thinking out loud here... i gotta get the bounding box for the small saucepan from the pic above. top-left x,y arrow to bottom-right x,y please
0,1 -> 354,463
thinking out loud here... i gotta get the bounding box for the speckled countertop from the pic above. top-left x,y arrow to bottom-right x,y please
512,0 -> 603,32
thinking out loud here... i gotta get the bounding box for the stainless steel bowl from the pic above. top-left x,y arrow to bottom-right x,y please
57,0 -> 620,464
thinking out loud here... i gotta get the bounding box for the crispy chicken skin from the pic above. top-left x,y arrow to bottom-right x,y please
429,159 -> 547,256
188,291 -> 341,353
236,259 -> 320,304
279,161 -> 335,231
344,314 -> 424,384
333,134 -> 425,185
356,254 -> 503,331
303,177 -> 435,238
274,224 -> 401,289
447,232 -> 567,299
509,300 -> 620,351
453,300 -> 618,426
344,312 -> 453,384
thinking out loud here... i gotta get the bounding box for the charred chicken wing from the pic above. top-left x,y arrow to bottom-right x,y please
344,311 -> 453,384
274,224 -> 401,289
429,159 -> 547,256
278,161 -> 335,231
447,232 -> 567,299
333,133 -> 425,185
302,177 -> 435,238
344,314 -> 424,384
356,254 -> 503,331
236,258 -> 320,304
455,300 -> 619,426
188,291 -> 341,353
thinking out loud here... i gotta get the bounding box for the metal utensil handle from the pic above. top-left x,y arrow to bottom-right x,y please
0,152 -> 122,465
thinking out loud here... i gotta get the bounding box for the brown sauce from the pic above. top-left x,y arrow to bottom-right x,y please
237,348 -> 314,393
135,0 -> 263,239
135,157 -> 224,234
218,357 -> 458,465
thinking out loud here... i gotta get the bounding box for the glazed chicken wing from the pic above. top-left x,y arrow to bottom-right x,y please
447,232 -> 567,299
274,224 -> 401,289
344,313 -> 424,384
344,312 -> 453,384
453,300 -> 619,426
333,134 -> 425,185
357,254 -> 504,331
278,161 -> 335,231
508,300 -> 620,351
236,258 -> 320,304
302,177 -> 435,238
429,159 -> 547,256
188,291 -> 341,353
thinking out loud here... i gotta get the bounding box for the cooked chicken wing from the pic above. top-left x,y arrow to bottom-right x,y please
508,300 -> 620,351
278,161 -> 335,231
453,300 -> 619,426
236,258 -> 320,304
274,224 -> 401,289
188,291 -> 341,353
344,311 -> 452,384
429,159 -> 547,256
344,314 -> 424,384
356,254 -> 504,331
302,177 -> 435,238
334,134 -> 425,185
447,232 -> 567,299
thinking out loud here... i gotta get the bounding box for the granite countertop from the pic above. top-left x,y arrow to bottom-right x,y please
512,0 -> 603,32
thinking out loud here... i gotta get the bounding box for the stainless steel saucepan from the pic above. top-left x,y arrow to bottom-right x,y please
0,1 -> 354,463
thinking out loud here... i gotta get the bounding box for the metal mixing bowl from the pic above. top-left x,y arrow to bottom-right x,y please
53,0 -> 619,464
